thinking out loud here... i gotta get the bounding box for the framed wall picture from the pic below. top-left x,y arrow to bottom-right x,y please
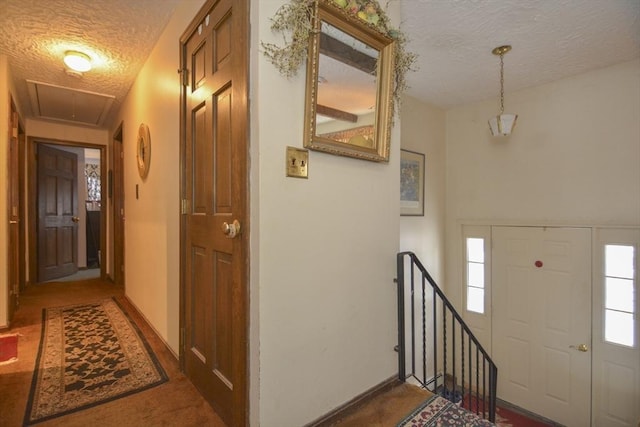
400,149 -> 425,216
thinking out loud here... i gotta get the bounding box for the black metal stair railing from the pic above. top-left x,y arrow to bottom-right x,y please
396,251 -> 498,422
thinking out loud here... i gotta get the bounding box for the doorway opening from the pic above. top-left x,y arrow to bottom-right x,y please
28,139 -> 107,284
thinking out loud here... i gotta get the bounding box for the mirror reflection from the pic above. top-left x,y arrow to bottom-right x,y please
315,20 -> 379,149
304,0 -> 394,162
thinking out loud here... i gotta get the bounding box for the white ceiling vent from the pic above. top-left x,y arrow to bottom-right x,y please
27,80 -> 115,127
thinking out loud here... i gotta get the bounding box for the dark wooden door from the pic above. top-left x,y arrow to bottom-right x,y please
37,144 -> 79,281
8,107 -> 20,320
181,0 -> 249,425
112,126 -> 125,286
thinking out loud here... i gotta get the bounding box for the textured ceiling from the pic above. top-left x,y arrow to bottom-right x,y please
0,0 -> 180,126
401,0 -> 640,108
0,0 -> 639,129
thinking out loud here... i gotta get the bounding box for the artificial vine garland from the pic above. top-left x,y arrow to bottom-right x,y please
261,0 -> 417,108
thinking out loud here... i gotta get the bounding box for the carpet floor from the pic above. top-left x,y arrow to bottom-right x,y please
327,383 -> 434,426
0,279 -> 226,427
327,384 -> 555,427
2,279 -> 556,427
397,394 -> 494,426
461,394 -> 555,427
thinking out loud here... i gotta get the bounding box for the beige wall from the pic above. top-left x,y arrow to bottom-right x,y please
399,95 -> 446,284
27,119 -> 109,146
253,1 -> 401,425
445,59 -> 640,308
111,0 -> 205,354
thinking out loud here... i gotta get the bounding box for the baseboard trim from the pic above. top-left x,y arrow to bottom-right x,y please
305,375 -> 401,427
121,295 -> 179,361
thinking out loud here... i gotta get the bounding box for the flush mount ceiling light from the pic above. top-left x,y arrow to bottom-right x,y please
488,45 -> 517,137
63,50 -> 92,73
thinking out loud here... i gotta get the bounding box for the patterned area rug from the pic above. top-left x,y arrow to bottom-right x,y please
24,298 -> 168,425
461,394 -> 553,427
398,394 -> 495,426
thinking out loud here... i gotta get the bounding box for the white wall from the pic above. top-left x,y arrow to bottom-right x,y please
253,1 -> 401,425
445,59 -> 640,308
111,0 -> 205,354
399,95 -> 446,284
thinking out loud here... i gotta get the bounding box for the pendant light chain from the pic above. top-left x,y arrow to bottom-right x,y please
488,44 -> 517,137
499,53 -> 505,114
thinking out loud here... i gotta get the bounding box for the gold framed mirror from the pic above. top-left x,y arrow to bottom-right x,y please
304,0 -> 395,162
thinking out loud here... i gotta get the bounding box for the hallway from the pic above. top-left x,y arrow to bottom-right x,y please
0,278 -> 226,426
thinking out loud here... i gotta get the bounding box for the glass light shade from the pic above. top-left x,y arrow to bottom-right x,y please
488,113 -> 518,137
63,51 -> 92,72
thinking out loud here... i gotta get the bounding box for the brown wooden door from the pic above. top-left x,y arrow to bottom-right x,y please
112,126 -> 125,286
37,144 -> 79,281
8,108 -> 20,320
181,0 -> 249,425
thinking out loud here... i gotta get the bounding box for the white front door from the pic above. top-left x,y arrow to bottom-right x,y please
492,226 -> 591,426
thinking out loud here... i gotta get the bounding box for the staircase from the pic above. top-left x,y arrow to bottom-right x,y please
396,252 -> 498,422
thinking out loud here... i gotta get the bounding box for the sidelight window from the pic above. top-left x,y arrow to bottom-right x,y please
604,244 -> 636,347
466,238 -> 485,314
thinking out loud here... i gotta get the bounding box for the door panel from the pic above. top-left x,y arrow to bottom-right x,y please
37,144 -> 78,281
492,226 -> 591,427
112,127 -> 125,286
181,0 -> 249,425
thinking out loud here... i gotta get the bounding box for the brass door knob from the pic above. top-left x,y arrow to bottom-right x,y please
71,216 -> 80,223
222,220 -> 241,239
570,344 -> 589,352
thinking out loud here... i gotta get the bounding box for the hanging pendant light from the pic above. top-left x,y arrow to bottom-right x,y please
488,45 -> 517,137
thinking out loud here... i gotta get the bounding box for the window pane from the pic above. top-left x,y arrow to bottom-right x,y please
605,277 -> 635,312
606,245 -> 635,279
467,238 -> 484,263
467,288 -> 484,314
468,262 -> 484,288
605,309 -> 634,347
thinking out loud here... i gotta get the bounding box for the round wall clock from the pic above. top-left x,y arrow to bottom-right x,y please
137,123 -> 151,179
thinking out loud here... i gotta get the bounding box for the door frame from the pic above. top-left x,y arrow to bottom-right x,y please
111,123 -> 125,286
7,96 -> 24,322
27,137 -> 107,283
17,113 -> 26,295
461,221 -> 640,426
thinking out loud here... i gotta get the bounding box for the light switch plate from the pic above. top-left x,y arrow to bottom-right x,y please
286,146 -> 309,179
